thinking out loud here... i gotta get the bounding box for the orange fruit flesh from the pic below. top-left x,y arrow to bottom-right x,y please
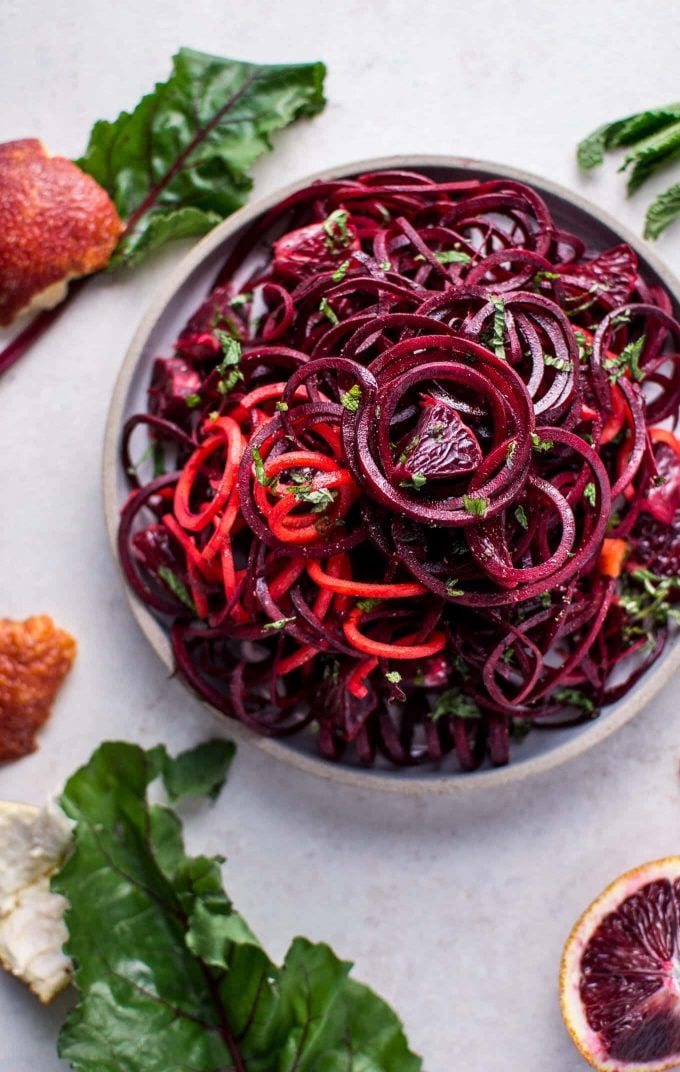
561,859 -> 680,1072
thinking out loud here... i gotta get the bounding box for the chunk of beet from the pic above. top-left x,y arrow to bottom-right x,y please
393,395 -> 483,483
148,356 -> 202,424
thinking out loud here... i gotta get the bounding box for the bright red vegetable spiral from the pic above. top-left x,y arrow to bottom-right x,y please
119,169 -> 680,770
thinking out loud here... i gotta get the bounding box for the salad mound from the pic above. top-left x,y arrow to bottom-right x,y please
118,168 -> 680,771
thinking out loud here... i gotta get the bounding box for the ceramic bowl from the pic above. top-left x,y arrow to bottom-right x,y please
103,155 -> 680,793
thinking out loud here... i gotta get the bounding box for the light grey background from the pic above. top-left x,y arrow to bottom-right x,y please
1,2 -> 680,1069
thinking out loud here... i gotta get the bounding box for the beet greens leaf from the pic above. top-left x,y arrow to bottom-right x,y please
78,49 -> 326,267
52,740 -> 421,1072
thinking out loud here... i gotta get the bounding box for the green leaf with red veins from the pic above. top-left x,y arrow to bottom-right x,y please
52,741 -> 422,1072
78,48 -> 326,267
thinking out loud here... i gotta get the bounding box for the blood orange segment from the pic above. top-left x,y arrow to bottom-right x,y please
561,858 -> 680,1072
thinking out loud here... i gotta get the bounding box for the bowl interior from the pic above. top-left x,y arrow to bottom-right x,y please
104,156 -> 680,793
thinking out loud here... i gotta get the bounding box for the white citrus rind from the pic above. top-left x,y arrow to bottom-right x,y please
0,800 -> 73,1002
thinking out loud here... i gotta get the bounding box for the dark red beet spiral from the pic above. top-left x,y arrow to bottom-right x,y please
118,168 -> 680,772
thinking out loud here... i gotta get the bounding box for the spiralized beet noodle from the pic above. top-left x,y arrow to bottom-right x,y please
119,168 -> 680,771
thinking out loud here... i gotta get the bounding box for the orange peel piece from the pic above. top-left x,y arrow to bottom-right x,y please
0,615 -> 76,761
0,139 -> 123,326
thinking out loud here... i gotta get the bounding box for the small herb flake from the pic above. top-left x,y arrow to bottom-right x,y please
430,687 -> 481,722
275,401 -> 289,412
263,616 -> 295,632
322,209 -> 352,250
506,440 -> 517,467
378,261 -> 392,271
463,495 -> 489,517
215,332 -> 244,395
543,353 -> 573,373
446,579 -> 464,597
158,567 -> 197,614
584,481 -> 597,506
331,259 -> 351,282
603,335 -> 646,384
356,598 -> 381,613
251,446 -> 276,488
319,297 -> 339,325
340,384 -> 362,412
400,472 -> 427,491
385,670 -> 402,684
553,687 -> 597,716
185,393 -> 202,408
531,432 -> 554,452
514,505 -> 529,530
490,295 -> 506,360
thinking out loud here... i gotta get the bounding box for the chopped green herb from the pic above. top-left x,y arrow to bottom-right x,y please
319,296 -> 339,325
230,292 -> 251,308
331,259 -> 351,282
502,646 -> 515,665
215,332 -> 244,394
490,295 -> 506,359
573,329 -> 593,364
619,568 -> 680,648
322,209 -> 352,250
378,261 -> 392,271
275,401 -> 289,412
340,384 -> 362,412
385,670 -> 402,685
292,484 -> 336,514
400,472 -> 427,491
430,687 -> 481,722
356,598 -> 381,613
158,567 -> 197,614
514,505 -> 529,530
553,687 -> 597,716
531,432 -> 554,452
607,511 -> 622,531
185,392 -> 202,408
263,616 -> 295,632
584,481 -> 597,506
414,250 -> 471,265
446,579 -> 464,597
610,308 -> 632,329
506,440 -> 517,467
251,446 -> 276,488
398,435 -> 420,465
463,494 -> 489,517
540,592 -> 551,607
127,441 -> 166,479
543,353 -> 573,373
603,335 -> 646,384
532,270 -> 560,287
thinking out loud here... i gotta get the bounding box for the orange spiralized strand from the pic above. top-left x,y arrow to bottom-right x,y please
174,416 -> 244,532
228,383 -> 312,426
347,657 -> 379,698
650,427 -> 680,455
306,559 -> 426,598
162,512 -> 221,582
343,607 -> 446,660
201,487 -> 241,561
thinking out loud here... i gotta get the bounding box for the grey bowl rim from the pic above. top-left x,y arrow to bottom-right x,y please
103,152 -> 680,795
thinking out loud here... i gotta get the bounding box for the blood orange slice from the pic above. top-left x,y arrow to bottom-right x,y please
561,858 -> 680,1071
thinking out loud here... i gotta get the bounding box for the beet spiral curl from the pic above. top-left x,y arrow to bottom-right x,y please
118,167 -> 680,772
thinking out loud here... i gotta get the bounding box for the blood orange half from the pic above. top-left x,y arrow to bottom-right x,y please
561,858 -> 680,1071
